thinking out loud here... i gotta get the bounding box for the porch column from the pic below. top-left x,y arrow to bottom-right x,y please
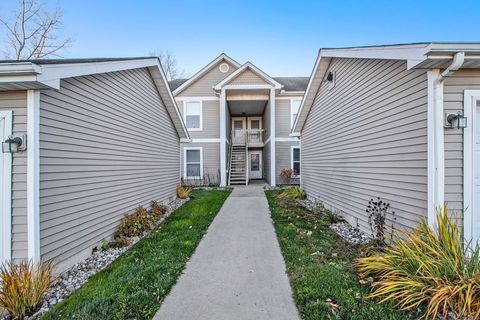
270,88 -> 276,186
220,88 -> 227,186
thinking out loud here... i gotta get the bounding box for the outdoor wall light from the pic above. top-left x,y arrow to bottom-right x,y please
446,113 -> 468,129
326,72 -> 334,82
2,134 -> 26,153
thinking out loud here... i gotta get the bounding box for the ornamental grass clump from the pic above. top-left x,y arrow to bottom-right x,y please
356,206 -> 480,319
0,259 -> 55,319
276,187 -> 306,200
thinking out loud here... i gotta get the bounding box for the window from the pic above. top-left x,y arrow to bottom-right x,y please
291,147 -> 300,176
184,101 -> 202,130
290,99 -> 302,129
184,148 -> 203,179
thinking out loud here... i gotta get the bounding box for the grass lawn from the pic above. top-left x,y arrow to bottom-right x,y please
42,188 -> 231,320
265,190 -> 421,320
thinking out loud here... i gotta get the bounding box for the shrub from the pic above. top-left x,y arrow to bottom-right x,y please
0,259 -> 55,319
114,206 -> 153,239
176,185 -> 192,199
277,187 -> 306,200
279,168 -> 293,184
366,197 -> 396,245
150,200 -> 168,219
356,206 -> 480,319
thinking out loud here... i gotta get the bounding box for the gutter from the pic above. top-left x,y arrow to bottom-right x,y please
439,52 -> 465,81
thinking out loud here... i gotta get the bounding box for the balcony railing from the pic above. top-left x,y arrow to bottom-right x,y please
231,129 -> 264,146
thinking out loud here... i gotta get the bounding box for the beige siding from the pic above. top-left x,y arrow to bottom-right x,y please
177,100 -> 220,138
276,141 -> 300,183
39,68 -> 179,265
181,142 -> 220,186
275,98 -> 302,137
302,58 -> 428,233
178,60 -> 238,97
0,91 -> 28,261
443,69 -> 480,223
228,69 -> 270,86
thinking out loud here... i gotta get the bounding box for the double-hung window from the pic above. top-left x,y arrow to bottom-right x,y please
184,101 -> 202,130
291,147 -> 300,177
185,148 -> 203,179
290,99 -> 302,129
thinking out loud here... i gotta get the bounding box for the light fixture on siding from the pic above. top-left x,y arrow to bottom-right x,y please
326,72 -> 334,82
446,113 -> 467,129
2,135 -> 26,153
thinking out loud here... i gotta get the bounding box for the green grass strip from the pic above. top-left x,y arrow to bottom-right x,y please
265,190 -> 420,320
42,188 -> 231,320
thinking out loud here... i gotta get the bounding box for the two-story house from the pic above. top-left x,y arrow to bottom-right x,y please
170,54 -> 308,186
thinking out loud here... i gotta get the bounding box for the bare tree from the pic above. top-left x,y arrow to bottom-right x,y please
150,49 -> 185,81
0,0 -> 73,60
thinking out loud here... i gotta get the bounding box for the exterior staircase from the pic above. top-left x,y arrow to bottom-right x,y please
228,145 -> 247,185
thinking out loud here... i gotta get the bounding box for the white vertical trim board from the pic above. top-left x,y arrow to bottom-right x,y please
270,89 -> 276,186
183,147 -> 204,180
27,90 -> 40,262
219,89 -> 227,186
0,110 -> 12,263
290,99 -> 302,130
464,90 -> 480,246
427,70 -> 445,228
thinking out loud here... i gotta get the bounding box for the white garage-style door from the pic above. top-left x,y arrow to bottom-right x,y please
0,110 -> 12,264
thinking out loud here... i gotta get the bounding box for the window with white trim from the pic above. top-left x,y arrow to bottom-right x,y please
184,101 -> 202,130
291,147 -> 300,176
290,99 -> 302,129
185,148 -> 203,179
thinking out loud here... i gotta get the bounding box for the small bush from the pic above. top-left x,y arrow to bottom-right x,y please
356,206 -> 480,319
279,168 -> 293,184
150,200 -> 168,219
176,185 -> 192,199
277,187 -> 306,200
319,210 -> 344,226
0,259 -> 55,319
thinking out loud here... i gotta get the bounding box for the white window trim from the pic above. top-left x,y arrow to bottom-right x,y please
291,146 -> 301,178
0,110 -> 12,264
183,100 -> 203,131
184,147 -> 203,179
290,99 -> 302,130
464,90 -> 480,246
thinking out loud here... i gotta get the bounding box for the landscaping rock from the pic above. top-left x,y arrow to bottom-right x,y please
18,197 -> 189,320
329,222 -> 370,245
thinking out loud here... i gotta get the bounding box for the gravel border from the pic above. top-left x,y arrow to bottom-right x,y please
298,198 -> 370,245
16,197 -> 190,320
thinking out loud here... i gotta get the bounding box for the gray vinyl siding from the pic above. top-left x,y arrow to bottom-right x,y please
178,61 -> 237,97
0,91 -> 28,261
301,58 -> 428,233
263,141 -> 271,184
443,69 -> 480,225
178,100 -> 219,139
228,69 -> 269,86
181,142 -> 220,186
276,141 -> 300,183
39,68 -> 179,264
275,99 -> 299,137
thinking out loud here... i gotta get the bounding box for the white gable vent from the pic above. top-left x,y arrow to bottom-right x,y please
219,63 -> 230,73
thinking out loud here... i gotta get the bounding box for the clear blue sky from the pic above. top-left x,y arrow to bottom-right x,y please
1,0 -> 479,77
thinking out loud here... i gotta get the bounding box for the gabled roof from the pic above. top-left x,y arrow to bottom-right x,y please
292,42 -> 480,134
213,62 -> 283,90
0,57 -> 190,139
172,53 -> 241,95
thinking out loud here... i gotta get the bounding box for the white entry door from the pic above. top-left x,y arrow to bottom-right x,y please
232,117 -> 246,145
0,111 -> 12,264
249,151 -> 262,179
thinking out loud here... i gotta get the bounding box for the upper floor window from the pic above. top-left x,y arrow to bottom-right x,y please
184,101 -> 202,130
290,99 -> 302,129
291,146 -> 300,176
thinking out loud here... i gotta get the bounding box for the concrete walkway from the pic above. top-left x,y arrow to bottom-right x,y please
153,184 -> 299,320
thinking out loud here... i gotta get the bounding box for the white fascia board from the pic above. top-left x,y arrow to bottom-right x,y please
0,62 -> 42,75
214,62 -> 283,91
173,53 -> 241,96
37,58 -> 159,84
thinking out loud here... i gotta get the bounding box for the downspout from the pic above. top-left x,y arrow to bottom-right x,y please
428,52 -> 465,227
